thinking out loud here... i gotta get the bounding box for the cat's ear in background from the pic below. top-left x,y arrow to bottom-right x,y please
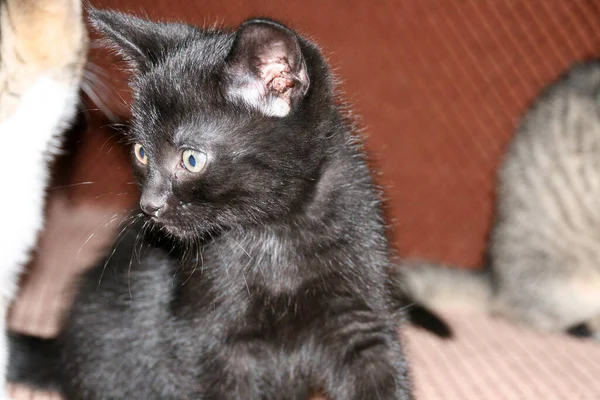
88,8 -> 196,73
225,19 -> 310,117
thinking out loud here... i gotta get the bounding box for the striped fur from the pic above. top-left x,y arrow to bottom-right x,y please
399,60 -> 600,338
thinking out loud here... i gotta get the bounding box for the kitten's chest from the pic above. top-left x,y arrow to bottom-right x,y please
216,232 -> 323,294
174,232 -> 354,339
176,253 -> 325,331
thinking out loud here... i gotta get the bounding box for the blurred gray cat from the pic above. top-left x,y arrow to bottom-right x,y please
395,60 -> 600,339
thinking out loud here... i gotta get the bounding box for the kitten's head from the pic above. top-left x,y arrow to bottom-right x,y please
90,9 -> 335,240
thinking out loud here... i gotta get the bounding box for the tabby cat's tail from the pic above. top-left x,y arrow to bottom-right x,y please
7,331 -> 62,392
391,260 -> 492,337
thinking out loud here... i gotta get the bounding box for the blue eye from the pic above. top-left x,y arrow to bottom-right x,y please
134,143 -> 147,165
182,149 -> 207,173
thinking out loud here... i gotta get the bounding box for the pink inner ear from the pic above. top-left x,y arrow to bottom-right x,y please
260,58 -> 296,94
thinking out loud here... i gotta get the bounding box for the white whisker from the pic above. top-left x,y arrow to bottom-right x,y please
50,181 -> 95,190
81,81 -> 120,123
97,214 -> 141,287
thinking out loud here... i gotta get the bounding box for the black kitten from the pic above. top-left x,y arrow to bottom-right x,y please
9,8 -> 414,400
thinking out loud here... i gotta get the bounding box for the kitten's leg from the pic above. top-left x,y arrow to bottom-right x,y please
211,342 -> 311,400
318,312 -> 413,400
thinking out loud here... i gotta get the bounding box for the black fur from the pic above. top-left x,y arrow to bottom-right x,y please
9,8 -> 414,399
386,268 -> 453,338
7,333 -> 60,390
566,323 -> 593,338
405,305 -> 452,339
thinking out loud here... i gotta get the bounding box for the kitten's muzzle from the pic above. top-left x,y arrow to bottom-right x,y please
140,196 -> 165,218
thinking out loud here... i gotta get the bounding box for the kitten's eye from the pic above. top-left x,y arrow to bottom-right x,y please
182,149 -> 207,173
134,143 -> 148,165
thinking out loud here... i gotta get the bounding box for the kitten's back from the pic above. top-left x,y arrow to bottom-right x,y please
495,61 -> 600,263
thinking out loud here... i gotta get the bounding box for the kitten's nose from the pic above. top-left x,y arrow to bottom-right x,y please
140,199 -> 164,217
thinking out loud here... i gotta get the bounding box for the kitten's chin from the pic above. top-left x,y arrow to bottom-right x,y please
149,214 -> 223,242
159,224 -> 192,239
152,219 -> 197,241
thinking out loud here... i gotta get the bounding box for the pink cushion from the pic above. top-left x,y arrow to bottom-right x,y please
407,312 -> 600,399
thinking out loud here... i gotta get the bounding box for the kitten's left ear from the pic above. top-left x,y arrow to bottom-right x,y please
88,7 -> 196,73
225,19 -> 310,117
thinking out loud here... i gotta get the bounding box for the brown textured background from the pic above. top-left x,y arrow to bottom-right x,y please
66,0 -> 600,268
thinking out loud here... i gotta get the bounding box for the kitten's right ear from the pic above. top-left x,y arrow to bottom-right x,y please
224,19 -> 310,117
88,8 -> 195,73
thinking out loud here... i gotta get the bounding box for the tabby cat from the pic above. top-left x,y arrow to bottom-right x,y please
397,60 -> 600,339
